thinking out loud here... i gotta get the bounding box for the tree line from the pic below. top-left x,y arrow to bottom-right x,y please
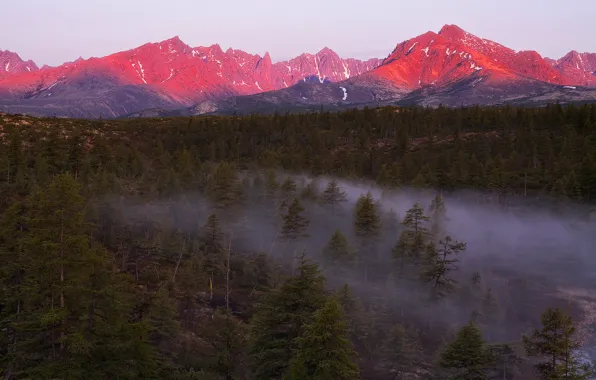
0,106 -> 595,379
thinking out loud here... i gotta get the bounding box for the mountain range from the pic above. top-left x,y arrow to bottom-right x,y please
1,24 -> 596,118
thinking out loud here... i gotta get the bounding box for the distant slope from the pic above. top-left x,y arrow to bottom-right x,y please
0,39 -> 380,118
2,24 -> 596,118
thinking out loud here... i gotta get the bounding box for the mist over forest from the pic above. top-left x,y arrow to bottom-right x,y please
2,107 -> 596,379
112,171 -> 596,357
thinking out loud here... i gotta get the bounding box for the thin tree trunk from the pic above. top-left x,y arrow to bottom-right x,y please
59,221 -> 65,352
225,238 -> 231,310
172,239 -> 186,284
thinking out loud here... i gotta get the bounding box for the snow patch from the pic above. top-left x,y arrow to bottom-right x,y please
314,55 -> 323,83
446,48 -> 451,56
285,64 -> 292,72
302,96 -> 307,100
4,62 -> 9,71
47,81 -> 59,90
162,68 -> 174,83
339,86 -> 347,101
422,47 -> 430,57
137,60 -> 147,84
283,79 -> 288,88
564,86 -> 577,89
342,61 -> 350,79
255,81 -> 262,91
470,62 -> 483,70
26,66 -> 31,72
407,42 -> 418,54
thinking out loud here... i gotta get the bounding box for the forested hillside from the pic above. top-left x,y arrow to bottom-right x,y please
0,105 -> 595,379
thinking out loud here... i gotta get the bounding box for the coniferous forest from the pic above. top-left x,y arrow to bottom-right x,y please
1,105 -> 596,379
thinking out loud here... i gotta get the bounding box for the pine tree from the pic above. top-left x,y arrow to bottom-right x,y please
280,198 -> 309,241
392,203 -> 431,280
205,162 -> 243,209
321,180 -> 348,213
249,255 -> 326,379
322,230 -> 355,266
423,236 -> 466,298
200,213 -> 225,279
354,192 -> 381,284
199,308 -> 249,380
523,307 -> 593,380
439,321 -> 493,379
284,296 -> 359,380
336,285 -> 368,344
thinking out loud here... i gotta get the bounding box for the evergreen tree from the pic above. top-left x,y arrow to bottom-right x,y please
440,321 -> 493,380
200,213 -> 225,280
322,230 -> 355,266
354,192 -> 381,284
523,307 -> 593,380
285,296 -> 359,380
393,203 -> 431,280
336,285 -> 368,344
249,255 -> 326,379
321,180 -> 348,213
280,198 -> 309,241
423,236 -> 466,298
199,309 -> 249,380
205,162 -> 243,209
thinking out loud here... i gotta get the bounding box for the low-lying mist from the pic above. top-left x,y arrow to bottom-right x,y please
106,171 -> 596,357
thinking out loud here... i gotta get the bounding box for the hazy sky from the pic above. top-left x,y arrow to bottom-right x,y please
2,0 -> 594,66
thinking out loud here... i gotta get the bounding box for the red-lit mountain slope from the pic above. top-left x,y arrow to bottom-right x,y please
0,37 -> 380,116
1,25 -> 595,118
0,50 -> 38,79
360,24 -> 571,91
549,51 -> 596,86
189,25 -> 596,116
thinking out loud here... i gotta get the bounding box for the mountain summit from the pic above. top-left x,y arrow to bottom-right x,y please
0,25 -> 594,118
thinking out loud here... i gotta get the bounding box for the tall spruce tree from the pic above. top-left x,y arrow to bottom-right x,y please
523,307 -> 594,380
321,180 -> 348,213
354,192 -> 381,283
423,236 -> 466,298
249,255 -> 326,379
393,202 -> 431,280
440,321 -> 493,380
322,230 -> 355,266
284,296 -> 359,380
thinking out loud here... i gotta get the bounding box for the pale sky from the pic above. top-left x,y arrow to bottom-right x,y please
2,0 -> 594,66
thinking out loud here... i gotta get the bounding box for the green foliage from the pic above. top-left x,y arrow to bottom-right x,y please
280,198 -> 309,240
321,180 -> 347,212
285,296 -> 359,380
249,256 -> 326,379
523,307 -> 594,380
423,236 -> 466,298
354,192 -> 381,238
322,230 -> 355,265
440,321 -> 494,379
393,203 -> 432,280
